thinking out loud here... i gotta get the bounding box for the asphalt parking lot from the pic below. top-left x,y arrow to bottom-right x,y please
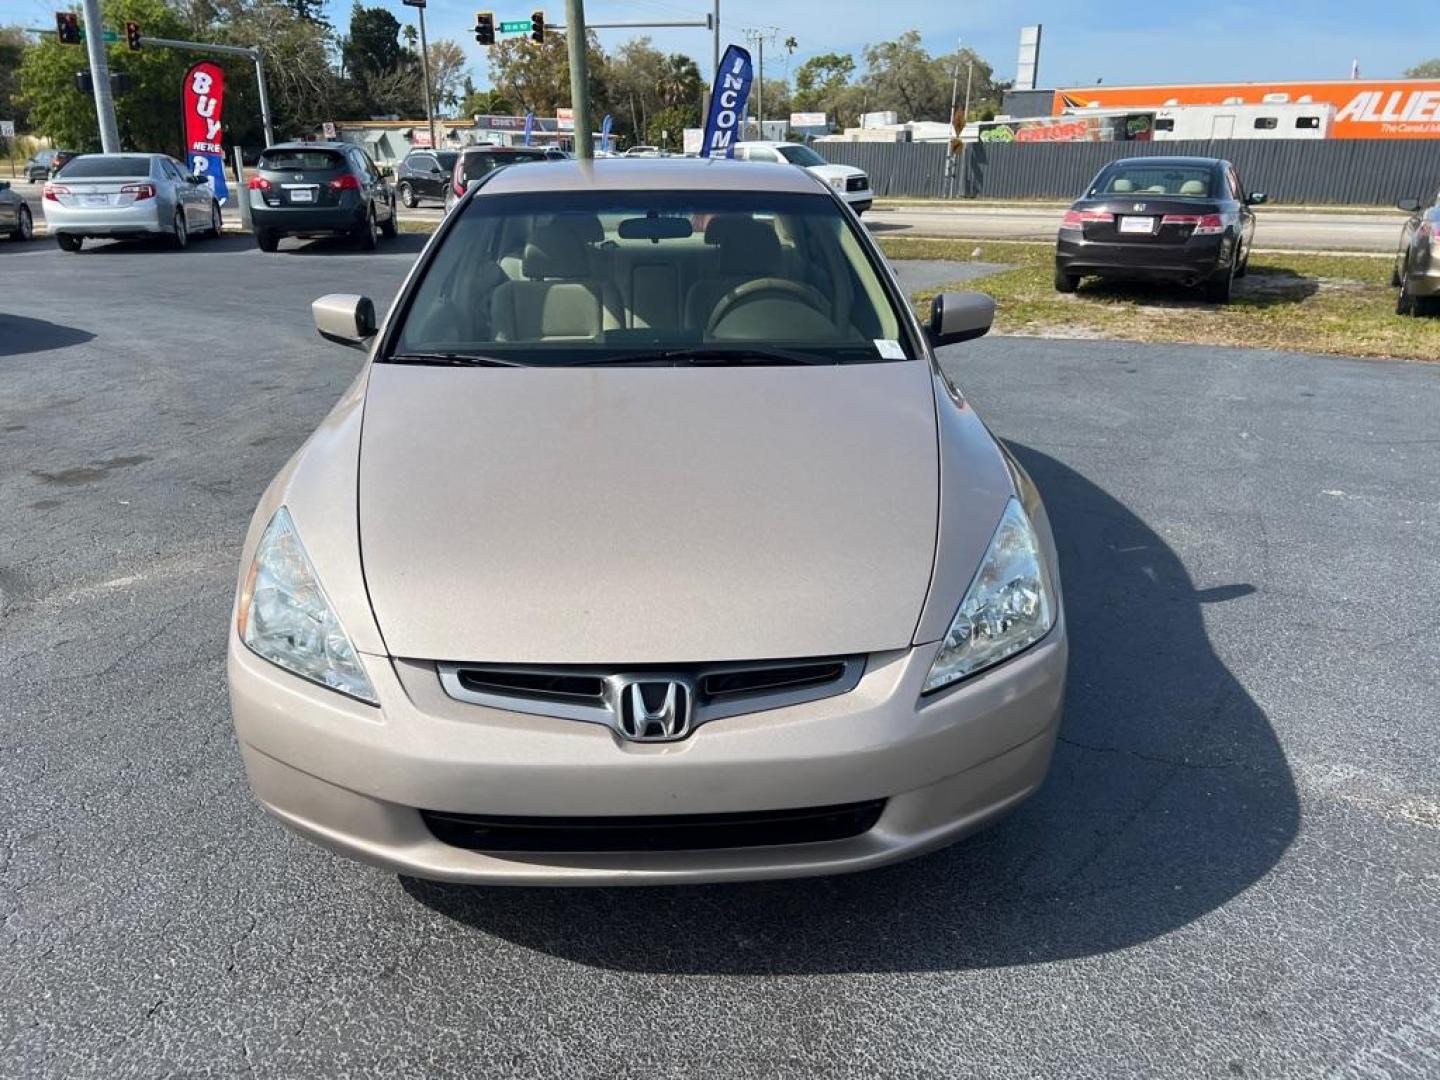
2,235 -> 1438,1078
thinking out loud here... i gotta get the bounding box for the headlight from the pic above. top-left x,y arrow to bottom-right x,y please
923,498 -> 1056,693
829,175 -> 847,190
235,507 -> 378,704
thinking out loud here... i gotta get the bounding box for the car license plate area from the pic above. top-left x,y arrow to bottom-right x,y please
1119,215 -> 1155,235
84,193 -> 110,207
284,185 -> 318,204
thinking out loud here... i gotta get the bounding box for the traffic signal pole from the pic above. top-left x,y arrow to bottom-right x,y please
564,0 -> 592,159
142,36 -> 275,146
80,0 -> 120,151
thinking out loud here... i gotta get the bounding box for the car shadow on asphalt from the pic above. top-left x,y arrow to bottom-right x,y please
272,234 -> 430,256
402,444 -> 1299,974
0,313 -> 95,357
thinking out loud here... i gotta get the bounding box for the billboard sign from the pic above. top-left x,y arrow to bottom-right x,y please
1055,80 -> 1440,139
556,107 -> 574,132
979,113 -> 1153,143
182,62 -> 229,204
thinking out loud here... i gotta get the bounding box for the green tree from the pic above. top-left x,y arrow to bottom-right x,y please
460,86 -> 515,117
793,52 -> 855,127
489,31 -> 606,119
1406,58 -> 1440,78
20,0 -> 193,153
604,37 -> 666,142
209,0 -> 354,143
861,30 -> 948,121
425,39 -> 470,113
649,103 -> 698,152
0,27 -> 29,133
344,4 -> 404,80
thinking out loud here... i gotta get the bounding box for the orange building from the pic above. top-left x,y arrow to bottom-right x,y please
1053,80 -> 1440,139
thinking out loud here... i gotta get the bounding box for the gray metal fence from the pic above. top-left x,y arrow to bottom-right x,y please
817,139 -> 1440,205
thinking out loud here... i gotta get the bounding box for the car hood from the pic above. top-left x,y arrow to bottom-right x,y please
358,361 -> 939,664
807,163 -> 866,183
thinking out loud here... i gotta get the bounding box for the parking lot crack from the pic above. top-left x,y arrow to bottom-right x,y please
1057,734 -> 1237,770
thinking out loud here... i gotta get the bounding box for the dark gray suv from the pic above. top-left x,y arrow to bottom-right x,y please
247,142 -> 397,252
394,149 -> 459,208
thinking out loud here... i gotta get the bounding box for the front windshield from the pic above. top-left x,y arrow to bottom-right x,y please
777,145 -> 828,167
1092,164 -> 1215,198
390,190 -> 910,365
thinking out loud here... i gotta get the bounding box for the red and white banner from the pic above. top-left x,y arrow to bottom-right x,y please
182,62 -> 228,203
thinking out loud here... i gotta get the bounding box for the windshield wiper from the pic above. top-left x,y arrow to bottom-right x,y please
571,346 -> 832,367
388,351 -> 526,367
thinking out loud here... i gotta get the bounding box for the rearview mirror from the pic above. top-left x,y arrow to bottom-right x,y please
1397,197 -> 1423,213
1245,192 -> 1268,206
618,215 -> 693,241
927,291 -> 994,349
312,293 -> 377,349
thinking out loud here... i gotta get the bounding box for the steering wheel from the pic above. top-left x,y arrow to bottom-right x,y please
705,278 -> 831,337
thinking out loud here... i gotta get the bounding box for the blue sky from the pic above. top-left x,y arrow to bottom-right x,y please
14,0 -> 1435,89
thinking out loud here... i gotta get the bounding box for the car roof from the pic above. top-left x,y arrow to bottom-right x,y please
1105,156 -> 1226,170
736,141 -> 799,149
265,141 -> 350,152
479,157 -> 827,195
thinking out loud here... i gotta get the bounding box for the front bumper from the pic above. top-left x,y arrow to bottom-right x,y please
42,199 -> 164,237
1056,231 -> 1225,281
843,188 -> 874,212
228,619 -> 1067,886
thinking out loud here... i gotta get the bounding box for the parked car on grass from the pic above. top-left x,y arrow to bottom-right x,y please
248,142 -> 397,252
735,141 -> 874,215
0,180 -> 35,241
1054,155 -> 1265,303
25,148 -> 78,182
443,145 -> 561,213
394,148 -> 459,208
1392,189 -> 1440,317
43,153 -> 222,252
226,157 -> 1066,886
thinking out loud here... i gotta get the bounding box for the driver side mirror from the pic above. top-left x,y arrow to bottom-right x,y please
927,291 -> 994,349
1245,192 -> 1268,206
1397,197 -> 1423,213
313,293 -> 377,349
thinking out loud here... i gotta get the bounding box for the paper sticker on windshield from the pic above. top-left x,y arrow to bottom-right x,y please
874,339 -> 907,360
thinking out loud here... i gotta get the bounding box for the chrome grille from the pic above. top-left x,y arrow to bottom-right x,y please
438,656 -> 865,740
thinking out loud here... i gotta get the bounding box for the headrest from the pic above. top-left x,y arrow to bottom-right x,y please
1179,179 -> 1208,196
704,215 -> 781,275
523,221 -> 591,279
1111,178 -> 1134,193
552,212 -> 603,244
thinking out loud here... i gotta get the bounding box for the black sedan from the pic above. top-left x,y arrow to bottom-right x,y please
246,141 -> 397,253
1054,156 -> 1266,303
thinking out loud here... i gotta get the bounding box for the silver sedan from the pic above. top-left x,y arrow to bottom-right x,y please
1393,189 -> 1440,317
42,152 -> 223,252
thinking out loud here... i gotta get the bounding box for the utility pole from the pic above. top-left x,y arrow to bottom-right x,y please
404,0 -> 436,150
80,0 -> 120,152
712,0 -> 719,82
743,26 -> 779,137
947,37 -> 962,131
565,0 -> 593,159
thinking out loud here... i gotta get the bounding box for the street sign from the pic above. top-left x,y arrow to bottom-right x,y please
0,120 -> 15,139
500,20 -> 530,32
78,28 -> 121,43
322,121 -> 336,139
402,0 -> 426,6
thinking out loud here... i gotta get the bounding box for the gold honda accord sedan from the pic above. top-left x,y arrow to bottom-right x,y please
227,157 -> 1067,885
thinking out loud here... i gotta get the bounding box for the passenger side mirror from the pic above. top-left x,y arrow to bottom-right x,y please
927,291 -> 994,349
1245,192 -> 1268,206
312,294 -> 377,349
0,180 -> 9,192
188,174 -> 205,185
1397,197 -> 1422,213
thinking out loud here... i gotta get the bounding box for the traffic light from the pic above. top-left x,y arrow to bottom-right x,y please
55,12 -> 81,46
125,20 -> 142,50
74,70 -> 93,93
530,9 -> 544,43
474,11 -> 495,46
